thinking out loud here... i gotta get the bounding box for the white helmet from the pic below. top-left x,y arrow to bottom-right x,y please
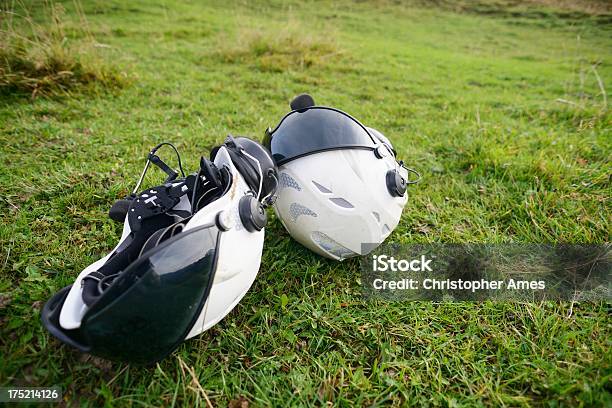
264,94 -> 418,260
42,136 -> 278,363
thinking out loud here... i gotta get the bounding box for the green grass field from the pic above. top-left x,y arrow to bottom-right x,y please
0,0 -> 610,406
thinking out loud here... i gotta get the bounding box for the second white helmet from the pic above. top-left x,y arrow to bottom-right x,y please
264,94 -> 418,260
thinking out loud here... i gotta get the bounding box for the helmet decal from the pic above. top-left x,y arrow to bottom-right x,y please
279,172 -> 302,191
288,203 -> 318,223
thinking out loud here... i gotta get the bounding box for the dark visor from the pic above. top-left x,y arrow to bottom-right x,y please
265,107 -> 377,165
43,223 -> 220,364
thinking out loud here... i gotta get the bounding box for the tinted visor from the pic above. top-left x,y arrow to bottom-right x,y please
265,107 -> 376,165
80,224 -> 220,364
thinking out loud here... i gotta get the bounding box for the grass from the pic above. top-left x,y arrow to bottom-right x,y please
0,1 -> 128,98
0,0 -> 610,406
215,21 -> 342,72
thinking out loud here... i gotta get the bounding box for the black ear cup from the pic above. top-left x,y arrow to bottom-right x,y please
239,195 -> 267,232
223,136 -> 278,201
386,169 -> 407,197
109,197 -> 134,223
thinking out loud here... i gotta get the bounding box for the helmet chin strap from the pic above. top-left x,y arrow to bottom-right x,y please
239,149 -> 263,199
239,148 -> 278,208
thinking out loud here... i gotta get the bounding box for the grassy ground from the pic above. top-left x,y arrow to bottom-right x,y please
0,0 -> 610,406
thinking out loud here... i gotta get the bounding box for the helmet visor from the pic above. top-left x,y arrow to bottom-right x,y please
266,107 -> 376,165
81,223 -> 220,364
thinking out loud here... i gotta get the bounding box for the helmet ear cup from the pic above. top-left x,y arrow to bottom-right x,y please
109,197 -> 134,223
239,195 -> 267,232
386,169 -> 407,197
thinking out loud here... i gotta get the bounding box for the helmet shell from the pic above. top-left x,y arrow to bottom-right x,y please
42,140 -> 274,364
266,98 -> 411,260
273,146 -> 407,260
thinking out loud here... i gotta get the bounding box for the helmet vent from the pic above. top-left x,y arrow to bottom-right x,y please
372,211 -> 380,223
382,224 -> 391,235
312,180 -> 332,194
289,203 -> 317,222
279,173 -> 301,191
329,197 -> 354,209
311,231 -> 355,260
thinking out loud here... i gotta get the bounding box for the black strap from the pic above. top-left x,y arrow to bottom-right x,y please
148,153 -> 178,182
200,157 -> 222,187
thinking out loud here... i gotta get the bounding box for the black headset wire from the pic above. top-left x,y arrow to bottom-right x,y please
133,142 -> 186,194
399,161 -> 421,185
